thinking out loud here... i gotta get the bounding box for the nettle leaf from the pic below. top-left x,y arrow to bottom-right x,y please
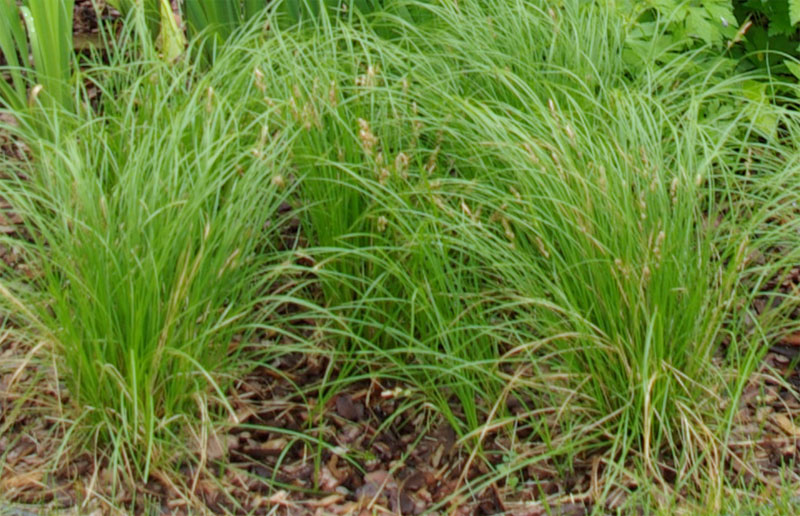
627,20 -> 658,46
739,0 -> 794,35
704,3 -> 739,39
652,1 -> 690,25
624,20 -> 683,64
742,79 -> 778,138
785,59 -> 800,80
740,0 -> 767,14
742,27 -> 798,68
791,0 -> 800,25
766,0 -> 794,36
745,23 -> 769,54
652,0 -> 681,12
686,6 -> 720,45
641,1 -> 739,48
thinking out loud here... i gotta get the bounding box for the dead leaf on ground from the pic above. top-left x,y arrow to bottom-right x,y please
771,413 -> 800,437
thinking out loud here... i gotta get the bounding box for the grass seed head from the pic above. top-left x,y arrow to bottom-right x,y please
254,67 -> 266,93
329,80 -> 338,107
536,236 -> 550,258
670,177 -> 679,204
522,143 -> 540,165
205,87 -> 214,113
301,102 -> 318,130
502,217 -> 515,241
358,118 -> 377,156
395,152 -> 409,177
425,146 -> 440,173
615,258 -> 630,279
218,248 -> 241,278
565,124 -> 576,145
656,230 -> 666,247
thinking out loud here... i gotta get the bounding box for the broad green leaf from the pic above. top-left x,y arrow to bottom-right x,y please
742,80 -> 777,138
785,59 -> 800,80
704,3 -> 738,39
685,7 -> 719,46
791,0 -> 800,26
767,0 -> 794,35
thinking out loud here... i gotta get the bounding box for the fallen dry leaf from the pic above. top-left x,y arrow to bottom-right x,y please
1,470 -> 44,490
268,490 -> 291,506
771,413 -> 800,437
307,493 -> 344,507
781,332 -> 800,346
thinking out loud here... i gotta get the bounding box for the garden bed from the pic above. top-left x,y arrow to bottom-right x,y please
3,1 -> 800,515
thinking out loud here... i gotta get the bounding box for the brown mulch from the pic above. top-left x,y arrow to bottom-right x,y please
728,349 -> 800,487
4,337 -> 800,515
0,338 -> 602,515
189,354 -> 478,516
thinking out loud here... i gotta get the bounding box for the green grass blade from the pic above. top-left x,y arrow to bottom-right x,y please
0,0 -> 30,109
21,0 -> 75,110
